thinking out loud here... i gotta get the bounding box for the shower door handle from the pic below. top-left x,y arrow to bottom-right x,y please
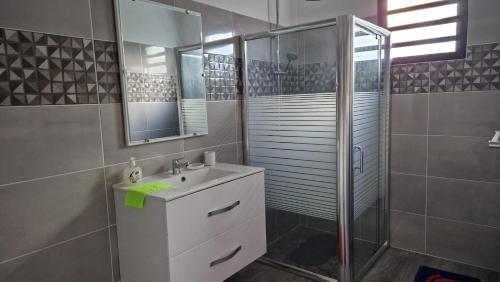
354,145 -> 364,174
489,131 -> 500,148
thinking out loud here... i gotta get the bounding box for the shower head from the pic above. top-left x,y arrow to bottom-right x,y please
282,52 -> 299,72
274,52 -> 299,75
286,52 -> 299,63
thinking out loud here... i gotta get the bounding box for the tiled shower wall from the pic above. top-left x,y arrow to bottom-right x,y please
389,32 -> 500,276
0,0 -> 270,281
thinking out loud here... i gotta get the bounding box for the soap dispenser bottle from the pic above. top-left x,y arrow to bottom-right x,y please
122,157 -> 143,185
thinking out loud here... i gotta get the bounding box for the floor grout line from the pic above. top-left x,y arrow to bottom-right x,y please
0,167 -> 103,189
390,172 -> 500,186
390,209 -> 426,217
390,89 -> 500,96
0,104 -> 100,109
0,141 -> 241,189
87,1 -> 115,281
424,92 -> 429,254
0,25 -> 93,40
391,133 -> 494,139
0,226 -> 110,265
390,208 -> 500,230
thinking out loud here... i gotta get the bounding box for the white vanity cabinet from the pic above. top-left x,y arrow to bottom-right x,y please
114,163 -> 266,282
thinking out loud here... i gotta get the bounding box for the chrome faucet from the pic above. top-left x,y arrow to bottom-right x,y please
172,158 -> 189,175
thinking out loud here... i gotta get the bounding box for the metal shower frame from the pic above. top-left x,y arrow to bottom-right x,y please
240,15 -> 391,282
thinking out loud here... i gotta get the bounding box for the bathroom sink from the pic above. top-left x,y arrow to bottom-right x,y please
165,167 -> 236,189
113,163 -> 265,202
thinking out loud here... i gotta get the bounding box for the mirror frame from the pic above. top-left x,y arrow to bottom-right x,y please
113,0 -> 208,146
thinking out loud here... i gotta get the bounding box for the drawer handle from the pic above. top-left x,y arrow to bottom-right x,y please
207,200 -> 240,217
209,246 -> 242,267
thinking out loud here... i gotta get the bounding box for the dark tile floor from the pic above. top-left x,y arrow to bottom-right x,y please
227,248 -> 500,282
362,248 -> 500,282
264,226 -> 378,279
264,227 -> 338,278
225,261 -> 316,282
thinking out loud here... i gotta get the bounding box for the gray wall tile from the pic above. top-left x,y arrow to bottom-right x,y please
184,101 -> 237,151
232,13 -> 270,36
390,134 -> 427,175
427,217 -> 500,271
109,226 -> 120,282
174,0 -> 233,43
127,102 -> 148,132
0,106 -> 103,185
429,92 -> 500,137
390,173 -> 426,215
123,41 -> 143,72
273,31 -> 302,65
358,207 -> 379,243
152,0 -> 175,5
104,152 -> 183,224
236,142 -> 244,164
145,102 -> 180,130
0,0 -> 92,38
0,169 -> 108,261
303,26 -> 336,65
354,214 -> 363,239
390,210 -> 425,253
427,177 -> 500,228
235,100 -> 243,142
0,229 -> 112,282
428,136 -> 500,182
391,94 -> 428,135
90,0 -> 117,42
184,142 -> 238,165
99,103 -> 183,165
245,36 -> 273,62
468,0 -> 500,45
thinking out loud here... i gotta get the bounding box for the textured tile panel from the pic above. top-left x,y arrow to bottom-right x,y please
0,28 -> 98,105
392,42 -> 500,94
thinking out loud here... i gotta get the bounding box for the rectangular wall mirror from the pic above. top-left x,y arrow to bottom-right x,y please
114,0 -> 208,146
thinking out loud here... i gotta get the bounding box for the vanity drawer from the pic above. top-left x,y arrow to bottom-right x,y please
169,214 -> 266,282
165,172 -> 264,257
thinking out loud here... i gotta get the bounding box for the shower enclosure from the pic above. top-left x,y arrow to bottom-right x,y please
241,15 -> 390,282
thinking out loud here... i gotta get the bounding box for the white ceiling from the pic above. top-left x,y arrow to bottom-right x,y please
194,0 -> 377,26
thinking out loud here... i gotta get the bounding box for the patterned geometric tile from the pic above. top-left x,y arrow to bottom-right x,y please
125,72 -> 177,102
394,42 -> 500,94
246,59 -> 276,97
203,53 -> 242,100
355,60 -> 378,93
1,26 -> 498,106
391,63 -> 430,94
0,27 -> 105,106
95,40 -> 121,103
305,62 -> 335,93
247,59 -> 338,96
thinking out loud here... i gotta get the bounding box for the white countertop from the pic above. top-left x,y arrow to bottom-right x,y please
112,163 -> 264,202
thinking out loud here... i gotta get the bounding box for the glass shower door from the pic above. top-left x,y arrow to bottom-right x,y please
351,23 -> 389,279
244,25 -> 339,280
243,15 -> 390,282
